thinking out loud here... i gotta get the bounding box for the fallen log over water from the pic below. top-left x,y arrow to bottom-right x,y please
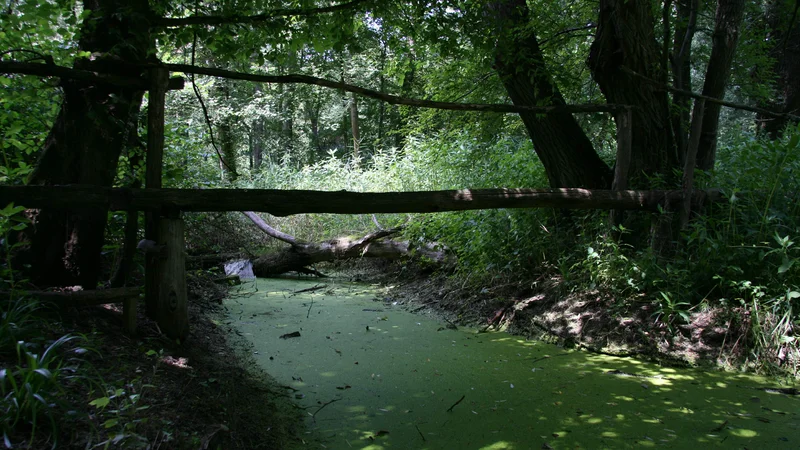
243,211 -> 446,276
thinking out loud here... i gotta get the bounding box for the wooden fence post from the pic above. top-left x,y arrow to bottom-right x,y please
156,212 -> 188,341
145,67 -> 169,319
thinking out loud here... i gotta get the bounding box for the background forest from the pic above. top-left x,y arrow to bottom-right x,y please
1,1 -> 800,444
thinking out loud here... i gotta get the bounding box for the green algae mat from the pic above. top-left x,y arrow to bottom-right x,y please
226,278 -> 798,450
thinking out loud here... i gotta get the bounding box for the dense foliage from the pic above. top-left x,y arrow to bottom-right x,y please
1,0 -> 799,421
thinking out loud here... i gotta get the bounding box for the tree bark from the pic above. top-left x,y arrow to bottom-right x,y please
491,0 -> 612,188
588,0 -> 678,184
756,0 -> 800,138
251,239 -> 447,277
350,92 -> 360,160
25,0 -> 154,288
696,0 -> 746,171
3,185 -> 724,215
671,0 -> 700,164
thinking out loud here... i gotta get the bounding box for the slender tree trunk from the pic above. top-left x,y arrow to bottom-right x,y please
251,118 -> 264,170
378,33 -> 387,149
350,92 -> 360,160
491,0 -> 612,188
671,0 -> 699,165
25,0 -> 153,288
696,0 -> 746,171
588,0 -> 678,184
757,0 -> 800,138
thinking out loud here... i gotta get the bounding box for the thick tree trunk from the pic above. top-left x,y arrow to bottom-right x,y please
696,0 -> 746,171
756,0 -> 800,139
588,0 -> 678,184
25,0 -> 153,288
491,0 -> 612,188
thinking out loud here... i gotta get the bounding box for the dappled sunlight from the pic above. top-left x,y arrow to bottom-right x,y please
227,278 -> 799,449
479,441 -> 515,450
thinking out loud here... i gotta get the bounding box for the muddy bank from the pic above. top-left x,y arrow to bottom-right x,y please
332,261 -> 782,373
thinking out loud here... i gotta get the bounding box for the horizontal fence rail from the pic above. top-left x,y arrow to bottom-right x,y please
0,185 -> 723,216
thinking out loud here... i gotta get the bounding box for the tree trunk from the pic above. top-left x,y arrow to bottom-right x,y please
251,239 -> 447,277
490,0 -> 611,188
251,118 -> 264,170
25,0 -> 154,288
756,0 -> 800,139
671,0 -> 700,165
696,0 -> 746,171
350,92 -> 360,160
588,0 -> 678,185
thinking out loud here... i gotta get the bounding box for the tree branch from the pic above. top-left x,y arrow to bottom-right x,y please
241,211 -> 301,245
0,61 -> 184,90
0,60 -> 626,114
162,63 -> 627,114
154,0 -> 371,27
622,65 -> 800,120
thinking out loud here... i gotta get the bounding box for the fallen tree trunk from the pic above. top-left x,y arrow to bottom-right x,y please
251,238 -> 447,276
242,212 -> 447,276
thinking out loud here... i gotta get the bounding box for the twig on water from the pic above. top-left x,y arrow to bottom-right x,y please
292,284 -> 327,295
415,424 -> 426,442
312,397 -> 341,421
307,297 -> 314,318
446,395 -> 465,413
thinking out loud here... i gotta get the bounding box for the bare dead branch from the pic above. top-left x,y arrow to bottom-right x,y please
241,211 -> 301,245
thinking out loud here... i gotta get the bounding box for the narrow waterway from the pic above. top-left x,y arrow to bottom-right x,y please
226,278 -> 798,450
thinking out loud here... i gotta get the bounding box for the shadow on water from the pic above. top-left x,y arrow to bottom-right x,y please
226,278 -> 798,450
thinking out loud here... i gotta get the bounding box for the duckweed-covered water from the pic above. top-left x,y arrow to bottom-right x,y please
227,278 -> 798,449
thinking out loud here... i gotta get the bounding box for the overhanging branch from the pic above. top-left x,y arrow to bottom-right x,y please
0,61 -> 184,90
162,63 -> 627,114
622,66 -> 800,121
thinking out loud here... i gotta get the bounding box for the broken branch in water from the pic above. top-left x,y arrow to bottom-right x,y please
293,284 -> 327,294
306,297 -> 314,318
446,395 -> 465,412
312,397 -> 341,420
415,424 -> 426,442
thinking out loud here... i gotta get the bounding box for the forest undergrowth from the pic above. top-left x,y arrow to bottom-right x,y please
184,126 -> 800,379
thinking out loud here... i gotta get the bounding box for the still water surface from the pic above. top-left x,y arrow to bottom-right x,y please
227,278 -> 798,449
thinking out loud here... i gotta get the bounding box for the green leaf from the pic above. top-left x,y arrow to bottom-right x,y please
786,291 -> 800,300
90,397 -> 110,408
778,257 -> 794,274
103,418 -> 119,429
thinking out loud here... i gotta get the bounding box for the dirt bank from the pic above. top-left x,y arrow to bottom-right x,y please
335,260 -> 768,374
